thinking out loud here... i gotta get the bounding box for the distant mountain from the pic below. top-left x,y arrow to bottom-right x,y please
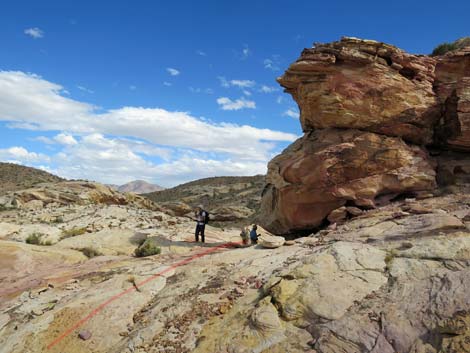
0,162 -> 64,195
117,180 -> 165,194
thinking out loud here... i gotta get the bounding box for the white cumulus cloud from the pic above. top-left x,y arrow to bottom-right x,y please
283,108 -> 300,119
259,85 -> 279,93
0,146 -> 50,164
24,27 -> 44,39
229,80 -> 255,88
216,97 -> 256,111
166,68 -> 180,76
54,133 -> 78,145
0,71 -> 298,186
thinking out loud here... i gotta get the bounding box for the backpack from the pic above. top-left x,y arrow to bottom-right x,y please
203,211 -> 210,224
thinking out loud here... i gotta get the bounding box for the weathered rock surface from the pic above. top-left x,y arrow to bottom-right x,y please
261,36 -> 470,235
0,179 -> 469,353
278,37 -> 439,145
434,46 -> 470,151
260,128 -> 436,234
258,234 -> 285,248
0,181 -> 161,212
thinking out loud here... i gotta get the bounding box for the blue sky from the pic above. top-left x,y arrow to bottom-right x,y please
0,0 -> 469,186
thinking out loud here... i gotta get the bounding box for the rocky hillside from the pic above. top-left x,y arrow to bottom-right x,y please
260,36 -> 470,235
0,162 -> 63,195
0,37 -> 469,353
117,180 -> 164,194
145,175 -> 265,226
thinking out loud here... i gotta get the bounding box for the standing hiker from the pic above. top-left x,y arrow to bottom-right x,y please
194,205 -> 208,243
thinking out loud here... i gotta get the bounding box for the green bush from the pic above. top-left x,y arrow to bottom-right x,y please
432,42 -> 461,56
134,239 -> 161,257
25,232 -> 52,245
77,247 -> 103,258
0,204 -> 14,212
431,37 -> 470,56
52,216 -> 64,224
26,233 -> 42,245
62,227 -> 87,238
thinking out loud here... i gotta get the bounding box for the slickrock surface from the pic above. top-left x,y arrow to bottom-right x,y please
0,178 -> 468,353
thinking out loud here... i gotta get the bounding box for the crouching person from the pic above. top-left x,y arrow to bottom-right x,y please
250,224 -> 259,244
240,227 -> 250,246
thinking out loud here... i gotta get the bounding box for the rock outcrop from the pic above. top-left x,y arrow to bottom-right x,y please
0,181 -> 160,211
261,129 -> 436,234
260,37 -> 470,235
278,37 -> 438,145
434,46 -> 470,151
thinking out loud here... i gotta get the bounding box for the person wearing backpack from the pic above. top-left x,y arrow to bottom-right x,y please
250,224 -> 259,244
194,205 -> 209,243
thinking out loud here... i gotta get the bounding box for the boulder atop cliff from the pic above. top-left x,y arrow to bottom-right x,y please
278,37 -> 438,145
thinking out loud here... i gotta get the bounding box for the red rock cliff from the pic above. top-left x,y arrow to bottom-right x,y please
260,37 -> 470,235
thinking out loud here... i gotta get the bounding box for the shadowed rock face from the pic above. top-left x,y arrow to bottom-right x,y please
434,47 -> 470,151
260,37 -> 470,235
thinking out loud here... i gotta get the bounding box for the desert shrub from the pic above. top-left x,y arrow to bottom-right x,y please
0,204 -> 15,212
431,37 -> 470,56
26,233 -> 42,245
52,216 -> 64,224
134,239 -> 161,257
77,247 -> 103,258
384,249 -> 398,270
25,232 -> 51,245
62,227 -> 87,238
432,42 -> 458,56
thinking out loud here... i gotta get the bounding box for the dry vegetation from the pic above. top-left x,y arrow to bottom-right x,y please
0,162 -> 64,195
144,175 -> 265,211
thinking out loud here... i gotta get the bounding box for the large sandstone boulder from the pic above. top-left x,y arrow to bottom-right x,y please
260,129 -> 436,234
434,47 -> 470,151
258,234 -> 285,248
278,37 -> 439,145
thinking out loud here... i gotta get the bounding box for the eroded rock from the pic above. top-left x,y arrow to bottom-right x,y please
260,129 -> 436,234
278,37 -> 439,145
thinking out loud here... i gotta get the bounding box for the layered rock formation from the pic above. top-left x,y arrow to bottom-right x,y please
260,37 -> 470,234
434,46 -> 470,151
0,181 -> 160,211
